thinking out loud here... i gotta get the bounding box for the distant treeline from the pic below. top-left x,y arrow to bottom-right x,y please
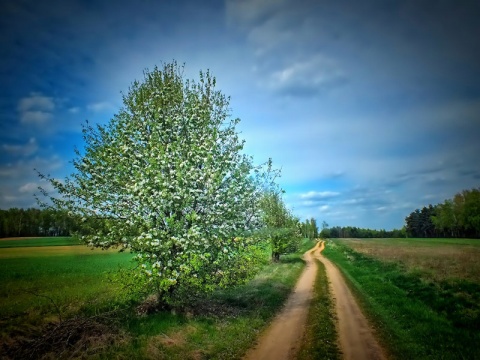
3,188 -> 478,239
405,188 -> 480,238
320,226 -> 406,239
0,208 -> 79,238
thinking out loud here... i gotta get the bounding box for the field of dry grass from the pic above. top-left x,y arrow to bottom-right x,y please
335,238 -> 480,283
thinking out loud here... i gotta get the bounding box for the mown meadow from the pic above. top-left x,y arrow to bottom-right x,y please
0,237 -> 315,359
323,237 -> 480,360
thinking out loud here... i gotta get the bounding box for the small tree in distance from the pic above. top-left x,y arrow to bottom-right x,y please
259,190 -> 301,262
38,62 -> 275,307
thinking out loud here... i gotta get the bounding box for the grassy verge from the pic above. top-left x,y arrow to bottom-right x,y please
322,240 -> 480,360
106,238 -> 316,359
298,258 -> 341,360
1,238 -> 316,359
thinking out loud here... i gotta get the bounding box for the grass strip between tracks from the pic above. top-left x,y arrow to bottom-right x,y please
298,257 -> 341,360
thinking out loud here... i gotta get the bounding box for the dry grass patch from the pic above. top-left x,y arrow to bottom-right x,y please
1,312 -> 129,360
337,238 -> 480,283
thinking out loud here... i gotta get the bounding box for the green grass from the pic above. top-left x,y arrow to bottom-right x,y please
0,249 -> 134,342
322,239 -> 480,360
0,236 -> 81,248
117,257 -> 307,359
298,258 -> 341,360
108,238 -> 316,359
1,237 -> 317,359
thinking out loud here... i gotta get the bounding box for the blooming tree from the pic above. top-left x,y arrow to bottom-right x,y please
39,62 -> 272,305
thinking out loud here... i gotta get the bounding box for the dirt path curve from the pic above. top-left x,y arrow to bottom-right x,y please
316,242 -> 387,360
243,241 -> 322,360
244,241 -> 387,360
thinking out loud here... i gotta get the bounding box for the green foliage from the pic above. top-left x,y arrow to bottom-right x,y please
258,191 -> 300,261
268,228 -> 301,262
300,218 -> 318,239
320,225 -> 406,238
38,61 -> 275,306
0,208 -> 79,238
407,187 -> 480,238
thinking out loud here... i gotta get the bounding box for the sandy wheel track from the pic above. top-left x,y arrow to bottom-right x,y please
244,242 -> 322,360
316,243 -> 387,360
244,241 -> 387,360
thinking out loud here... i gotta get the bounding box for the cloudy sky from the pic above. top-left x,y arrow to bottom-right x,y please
1,0 -> 479,230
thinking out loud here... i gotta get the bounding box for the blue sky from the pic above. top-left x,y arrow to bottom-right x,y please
1,0 -> 479,230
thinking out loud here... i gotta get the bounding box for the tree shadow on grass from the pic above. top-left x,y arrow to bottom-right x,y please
187,277 -> 292,321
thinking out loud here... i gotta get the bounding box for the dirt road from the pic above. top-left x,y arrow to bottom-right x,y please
244,241 -> 386,360
316,243 -> 387,360
243,242 -> 321,360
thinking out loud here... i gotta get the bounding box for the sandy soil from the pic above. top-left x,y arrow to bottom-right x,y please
244,241 -> 387,360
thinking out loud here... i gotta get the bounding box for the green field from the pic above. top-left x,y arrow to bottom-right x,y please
323,237 -> 480,360
0,236 -> 82,248
0,245 -> 134,341
0,237 -> 314,359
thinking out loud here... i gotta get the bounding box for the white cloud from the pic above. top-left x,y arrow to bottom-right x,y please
2,137 -> 38,157
226,0 -> 346,96
264,55 -> 345,95
1,194 -> 20,204
0,156 -> 64,209
0,156 -> 62,179
69,106 -> 80,113
20,111 -> 52,124
18,94 -> 55,112
19,181 -> 55,194
87,101 -> 113,112
225,0 -> 288,28
300,191 -> 340,200
17,93 -> 55,125
19,182 -> 38,193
